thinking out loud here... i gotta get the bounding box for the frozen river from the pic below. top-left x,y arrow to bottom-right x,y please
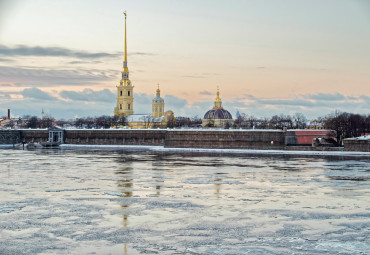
0,149 -> 369,254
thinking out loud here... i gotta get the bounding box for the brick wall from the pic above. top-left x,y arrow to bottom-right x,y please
343,139 -> 370,152
0,130 -> 21,144
64,130 -> 166,146
165,130 -> 285,149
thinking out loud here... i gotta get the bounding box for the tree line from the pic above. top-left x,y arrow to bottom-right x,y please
3,111 -> 369,145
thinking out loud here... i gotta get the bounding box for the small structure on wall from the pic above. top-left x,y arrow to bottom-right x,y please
202,88 -> 233,128
48,127 -> 64,144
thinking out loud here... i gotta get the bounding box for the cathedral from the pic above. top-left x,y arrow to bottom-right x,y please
202,88 -> 233,128
114,12 -> 174,128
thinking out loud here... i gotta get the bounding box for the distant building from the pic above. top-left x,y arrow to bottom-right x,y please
41,109 -> 45,120
202,88 -> 233,128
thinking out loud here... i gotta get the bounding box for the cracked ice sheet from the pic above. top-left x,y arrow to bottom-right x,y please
0,149 -> 369,254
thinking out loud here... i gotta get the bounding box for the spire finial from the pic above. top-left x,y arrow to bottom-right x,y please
156,83 -> 160,94
214,86 -> 223,109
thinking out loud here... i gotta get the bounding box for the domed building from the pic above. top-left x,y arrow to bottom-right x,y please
152,85 -> 164,118
202,88 -> 233,128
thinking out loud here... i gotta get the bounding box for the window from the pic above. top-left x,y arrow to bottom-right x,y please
128,104 -> 130,110
155,107 -> 157,112
159,107 -> 162,112
128,91 -> 130,96
120,91 -> 122,96
119,104 -> 122,110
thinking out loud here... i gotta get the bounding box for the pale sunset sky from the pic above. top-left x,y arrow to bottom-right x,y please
0,0 -> 369,119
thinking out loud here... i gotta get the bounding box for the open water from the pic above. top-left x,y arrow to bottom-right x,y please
0,148 -> 369,255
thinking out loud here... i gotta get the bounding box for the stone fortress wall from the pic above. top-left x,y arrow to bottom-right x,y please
0,130 -> 21,144
164,130 -> 285,149
1,129 -> 368,152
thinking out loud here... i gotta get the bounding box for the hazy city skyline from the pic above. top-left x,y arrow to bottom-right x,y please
0,0 -> 369,119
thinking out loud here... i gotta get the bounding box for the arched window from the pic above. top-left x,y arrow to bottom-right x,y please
128,104 -> 130,110
119,104 -> 122,110
120,91 -> 122,96
128,91 -> 130,96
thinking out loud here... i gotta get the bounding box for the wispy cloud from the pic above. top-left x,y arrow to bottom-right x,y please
21,88 -> 57,101
60,89 -> 115,102
0,66 -> 116,86
0,44 -> 119,59
0,45 -> 156,59
199,91 -> 213,96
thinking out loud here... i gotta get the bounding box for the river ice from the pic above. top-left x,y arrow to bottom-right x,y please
0,149 -> 369,254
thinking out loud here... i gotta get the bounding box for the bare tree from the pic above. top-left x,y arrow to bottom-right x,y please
141,115 -> 155,128
293,113 -> 307,129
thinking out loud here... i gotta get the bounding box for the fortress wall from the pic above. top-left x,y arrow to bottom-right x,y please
343,139 -> 370,152
285,130 -> 334,146
0,130 -> 21,144
164,130 -> 286,149
64,130 -> 166,145
20,129 -> 49,143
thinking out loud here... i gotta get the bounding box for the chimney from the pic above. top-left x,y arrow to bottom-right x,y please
7,109 -> 10,119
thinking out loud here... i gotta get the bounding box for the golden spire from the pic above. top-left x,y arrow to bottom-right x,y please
156,83 -> 160,94
213,86 -> 223,109
123,11 -> 127,63
120,11 -> 129,81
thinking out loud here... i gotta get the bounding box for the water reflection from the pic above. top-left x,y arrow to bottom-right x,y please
116,165 -> 133,228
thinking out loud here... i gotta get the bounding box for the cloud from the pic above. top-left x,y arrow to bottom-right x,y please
60,89 -> 115,102
130,52 -> 156,56
0,44 -> 119,59
21,88 -> 57,101
308,93 -> 346,101
0,57 -> 13,62
164,95 -> 188,108
0,66 -> 116,86
199,90 -> 213,96
0,93 -> 11,99
0,45 -> 156,60
181,75 -> 206,79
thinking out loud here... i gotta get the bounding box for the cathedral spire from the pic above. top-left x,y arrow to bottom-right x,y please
121,11 -> 129,78
114,11 -> 134,118
123,11 -> 127,64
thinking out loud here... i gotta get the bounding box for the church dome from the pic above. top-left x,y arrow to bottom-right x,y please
203,88 -> 233,120
204,108 -> 232,119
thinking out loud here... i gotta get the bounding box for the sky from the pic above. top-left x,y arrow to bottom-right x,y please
0,0 -> 369,120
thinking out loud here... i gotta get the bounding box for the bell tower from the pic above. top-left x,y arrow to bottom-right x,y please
114,11 -> 134,117
152,84 -> 165,118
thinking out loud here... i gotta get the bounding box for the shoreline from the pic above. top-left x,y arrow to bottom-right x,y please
2,144 -> 370,158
